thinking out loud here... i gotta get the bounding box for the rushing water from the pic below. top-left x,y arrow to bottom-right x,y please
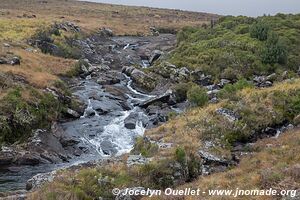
81,0 -> 300,17
0,34 -> 177,192
0,74 -> 154,192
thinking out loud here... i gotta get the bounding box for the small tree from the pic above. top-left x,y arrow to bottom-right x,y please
261,32 -> 288,65
187,85 -> 209,107
250,20 -> 270,41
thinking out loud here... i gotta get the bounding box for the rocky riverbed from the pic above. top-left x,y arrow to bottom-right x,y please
0,30 -> 188,192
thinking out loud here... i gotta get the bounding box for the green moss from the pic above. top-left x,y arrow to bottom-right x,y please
0,86 -> 67,144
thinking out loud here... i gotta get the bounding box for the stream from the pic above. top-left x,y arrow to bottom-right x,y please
0,34 -> 177,192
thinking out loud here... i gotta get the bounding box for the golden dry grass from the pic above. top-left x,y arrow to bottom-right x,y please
0,46 -> 75,88
0,0 -> 217,37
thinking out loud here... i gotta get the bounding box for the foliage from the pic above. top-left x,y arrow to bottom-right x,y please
0,87 -> 66,144
132,137 -> 159,157
169,14 -> 300,80
66,59 -> 89,77
218,79 -> 253,100
187,85 -> 209,107
175,147 -> 186,164
250,20 -> 270,41
261,31 -> 288,64
173,82 -> 194,102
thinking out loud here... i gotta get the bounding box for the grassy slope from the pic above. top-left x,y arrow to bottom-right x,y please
25,14 -> 300,200
165,14 -> 300,81
27,77 -> 300,200
0,0 -> 217,36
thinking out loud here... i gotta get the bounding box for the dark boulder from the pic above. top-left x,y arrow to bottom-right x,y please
149,50 -> 163,65
139,90 -> 172,108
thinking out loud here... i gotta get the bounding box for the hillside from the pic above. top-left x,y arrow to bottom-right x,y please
0,1 -> 299,200
20,14 -> 300,200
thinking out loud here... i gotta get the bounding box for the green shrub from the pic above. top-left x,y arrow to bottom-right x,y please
173,82 -> 193,103
175,147 -> 186,165
66,59 -> 88,77
187,85 -> 209,107
261,32 -> 288,65
250,20 -> 270,41
132,137 -> 159,157
218,79 -> 253,100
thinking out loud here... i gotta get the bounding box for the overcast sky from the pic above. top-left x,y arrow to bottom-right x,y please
84,0 -> 300,16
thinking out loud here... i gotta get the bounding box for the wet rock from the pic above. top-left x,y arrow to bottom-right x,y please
66,108 -> 80,118
60,136 -> 80,148
149,50 -> 163,65
216,108 -> 239,122
124,112 -> 148,129
96,72 -> 122,85
26,171 -> 56,191
100,141 -> 118,155
130,69 -> 157,91
0,152 -> 14,165
16,153 -> 41,166
127,155 -> 149,166
139,90 -> 172,108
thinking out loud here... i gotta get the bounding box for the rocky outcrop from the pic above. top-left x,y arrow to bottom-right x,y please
26,171 -> 57,191
149,50 -> 163,65
53,21 -> 81,32
216,108 -> 240,122
127,155 -> 149,166
98,28 -> 114,37
253,75 -> 275,88
122,66 -> 157,91
153,62 -> 190,82
138,90 -> 172,108
0,56 -> 21,65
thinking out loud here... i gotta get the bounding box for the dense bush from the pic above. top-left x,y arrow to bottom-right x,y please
218,79 -> 253,100
168,14 -> 300,80
250,20 -> 270,41
261,32 -> 288,64
173,82 -> 194,102
187,85 -> 209,107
